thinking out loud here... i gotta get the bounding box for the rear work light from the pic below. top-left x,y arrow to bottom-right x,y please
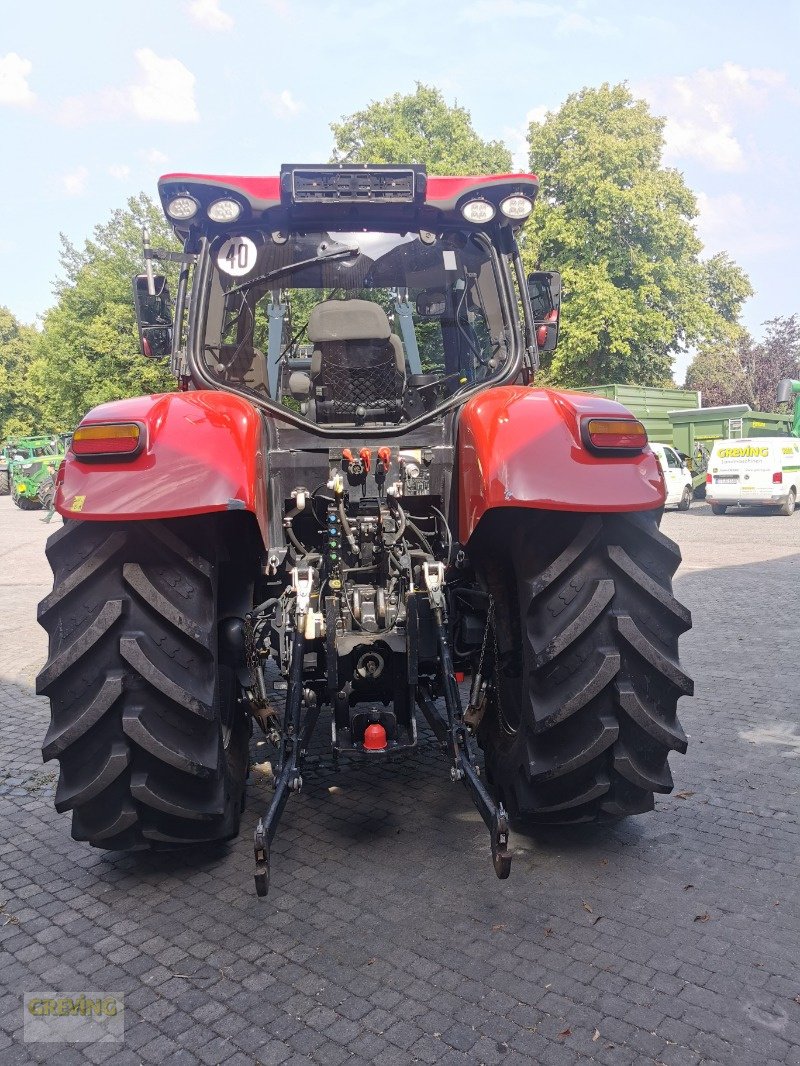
582,418 -> 648,453
72,423 -> 143,460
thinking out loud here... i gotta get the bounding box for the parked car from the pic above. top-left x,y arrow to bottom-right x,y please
650,442 -> 693,510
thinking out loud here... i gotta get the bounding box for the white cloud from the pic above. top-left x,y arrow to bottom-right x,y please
130,49 -> 198,122
108,164 -> 131,180
263,0 -> 290,18
186,0 -> 233,31
696,191 -> 791,259
57,50 -> 198,125
461,1 -> 612,34
264,88 -> 305,119
59,166 -> 89,196
642,63 -> 798,172
663,117 -> 743,172
0,52 -> 35,106
505,105 -> 548,172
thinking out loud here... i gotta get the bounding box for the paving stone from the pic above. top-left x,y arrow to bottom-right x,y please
1,500 -> 799,1065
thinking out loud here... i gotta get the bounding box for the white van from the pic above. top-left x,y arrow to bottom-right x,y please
706,437 -> 800,516
650,442 -> 693,510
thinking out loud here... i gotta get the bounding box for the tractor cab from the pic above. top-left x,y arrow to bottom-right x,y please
135,165 -> 561,434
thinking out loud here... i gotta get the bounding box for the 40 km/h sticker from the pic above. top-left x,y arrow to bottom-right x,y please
217,236 -> 257,277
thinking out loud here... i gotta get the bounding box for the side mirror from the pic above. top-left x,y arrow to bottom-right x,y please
527,270 -> 561,353
777,378 -> 794,406
416,289 -> 447,319
133,274 -> 173,359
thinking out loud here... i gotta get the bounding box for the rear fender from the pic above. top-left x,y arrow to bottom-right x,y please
56,391 -> 269,547
458,386 -> 664,543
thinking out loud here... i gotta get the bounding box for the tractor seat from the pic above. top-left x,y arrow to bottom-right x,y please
307,300 -> 405,424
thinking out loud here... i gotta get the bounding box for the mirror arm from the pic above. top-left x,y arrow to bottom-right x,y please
513,250 -> 538,372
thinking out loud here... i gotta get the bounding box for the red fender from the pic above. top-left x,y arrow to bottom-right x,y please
458,386 -> 665,543
56,391 -> 268,546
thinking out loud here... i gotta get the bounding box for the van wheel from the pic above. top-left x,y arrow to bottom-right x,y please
678,487 -> 692,511
710,503 -> 727,515
779,489 -> 796,517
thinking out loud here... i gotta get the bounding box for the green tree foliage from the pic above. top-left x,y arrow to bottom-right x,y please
31,194 -> 178,430
0,307 -> 42,439
686,314 -> 800,411
331,83 -> 512,174
524,84 -> 753,387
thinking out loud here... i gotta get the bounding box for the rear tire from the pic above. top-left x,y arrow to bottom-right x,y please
710,503 -> 727,515
36,518 -> 250,850
778,489 -> 796,517
472,509 -> 692,824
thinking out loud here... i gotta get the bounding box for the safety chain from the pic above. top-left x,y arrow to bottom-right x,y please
491,600 -> 517,737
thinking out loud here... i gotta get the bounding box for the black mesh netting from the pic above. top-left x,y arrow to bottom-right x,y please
319,342 -> 402,420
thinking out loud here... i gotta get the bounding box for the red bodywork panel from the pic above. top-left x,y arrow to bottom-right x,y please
158,172 -> 539,220
458,387 -> 665,544
56,392 -> 268,546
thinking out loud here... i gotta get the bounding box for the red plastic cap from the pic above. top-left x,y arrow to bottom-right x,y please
363,723 -> 387,751
455,671 -> 465,683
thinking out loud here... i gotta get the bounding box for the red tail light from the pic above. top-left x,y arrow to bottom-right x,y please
706,473 -> 713,484
773,471 -> 783,484
582,418 -> 647,452
72,422 -> 143,460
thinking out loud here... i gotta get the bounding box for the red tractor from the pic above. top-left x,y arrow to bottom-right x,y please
37,166 -> 692,895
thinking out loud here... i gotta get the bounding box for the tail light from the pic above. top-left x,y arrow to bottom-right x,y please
706,473 -> 713,484
72,423 -> 144,460
582,417 -> 647,453
773,471 -> 783,484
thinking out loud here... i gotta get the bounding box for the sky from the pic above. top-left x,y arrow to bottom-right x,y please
2,0 -> 799,382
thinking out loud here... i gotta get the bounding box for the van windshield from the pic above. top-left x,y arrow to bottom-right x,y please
201,228 -> 513,427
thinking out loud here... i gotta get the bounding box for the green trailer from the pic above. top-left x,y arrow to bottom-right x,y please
669,405 -> 792,495
579,384 -> 701,447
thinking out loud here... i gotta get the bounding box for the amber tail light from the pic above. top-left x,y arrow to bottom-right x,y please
581,417 -> 648,453
72,423 -> 144,460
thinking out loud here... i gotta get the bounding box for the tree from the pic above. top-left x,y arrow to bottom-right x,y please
686,314 -> 800,411
330,84 -> 513,174
524,84 -> 752,387
32,195 -> 178,430
0,307 -> 41,438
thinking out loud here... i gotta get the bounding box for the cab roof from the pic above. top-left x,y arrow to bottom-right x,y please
158,166 -> 539,238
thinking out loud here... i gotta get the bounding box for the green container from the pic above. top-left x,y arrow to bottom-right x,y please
669,405 -> 791,455
578,384 -> 701,446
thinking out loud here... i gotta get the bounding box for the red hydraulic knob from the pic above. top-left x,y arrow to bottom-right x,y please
359,447 -> 372,473
377,446 -> 391,469
363,723 -> 387,751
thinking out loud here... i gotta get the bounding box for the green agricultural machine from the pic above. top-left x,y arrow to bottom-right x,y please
8,437 -> 66,510
777,379 -> 800,437
1,436 -> 61,497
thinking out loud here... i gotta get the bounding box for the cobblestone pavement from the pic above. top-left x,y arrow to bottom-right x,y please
1,495 -> 799,1065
